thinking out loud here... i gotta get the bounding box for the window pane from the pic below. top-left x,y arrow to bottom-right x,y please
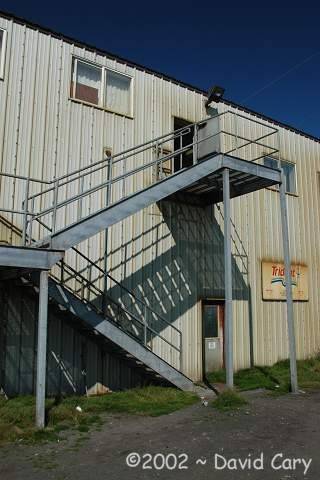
74,61 -> 102,105
264,157 -> 296,194
281,161 -> 296,193
203,305 -> 218,338
0,30 -> 3,56
264,157 -> 278,169
105,71 -> 131,115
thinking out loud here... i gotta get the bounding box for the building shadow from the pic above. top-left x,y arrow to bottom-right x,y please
80,199 -> 255,367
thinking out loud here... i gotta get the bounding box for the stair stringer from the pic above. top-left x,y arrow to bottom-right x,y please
46,277 -> 197,392
43,154 -> 224,251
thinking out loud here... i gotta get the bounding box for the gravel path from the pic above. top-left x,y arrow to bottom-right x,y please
1,390 -> 319,479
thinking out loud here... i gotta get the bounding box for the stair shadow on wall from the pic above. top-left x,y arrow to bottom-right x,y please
84,200 -> 254,367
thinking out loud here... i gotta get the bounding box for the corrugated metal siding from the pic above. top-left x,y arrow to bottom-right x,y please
0,282 -> 153,396
0,15 -> 320,383
218,102 -> 320,369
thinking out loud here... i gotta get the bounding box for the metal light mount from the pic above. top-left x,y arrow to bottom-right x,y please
205,85 -> 225,107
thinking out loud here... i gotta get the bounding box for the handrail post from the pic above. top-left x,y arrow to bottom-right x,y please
106,155 -> 113,207
154,141 -> 160,180
22,177 -> 30,246
81,278 -> 85,300
60,259 -> 65,284
28,197 -> 35,245
144,305 -> 148,346
277,129 -> 281,165
87,263 -> 92,302
52,179 -> 59,235
78,176 -> 84,220
179,332 -> 183,372
193,124 -> 198,165
234,113 -> 239,157
160,144 -> 164,178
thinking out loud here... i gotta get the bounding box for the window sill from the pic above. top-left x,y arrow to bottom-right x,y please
69,97 -> 134,120
266,186 -> 299,197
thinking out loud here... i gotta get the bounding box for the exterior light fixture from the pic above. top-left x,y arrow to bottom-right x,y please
205,85 -> 225,107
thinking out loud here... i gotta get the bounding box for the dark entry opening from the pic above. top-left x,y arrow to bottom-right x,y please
173,117 -> 194,172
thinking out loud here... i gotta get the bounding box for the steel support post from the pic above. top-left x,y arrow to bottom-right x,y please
36,270 -> 49,428
223,168 -> 234,388
279,175 -> 299,393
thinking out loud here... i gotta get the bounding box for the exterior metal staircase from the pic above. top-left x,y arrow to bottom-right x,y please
27,266 -> 193,391
49,249 -> 191,389
0,110 -> 281,395
2,110 -> 279,252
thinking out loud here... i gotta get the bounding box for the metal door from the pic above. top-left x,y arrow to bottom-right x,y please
202,301 -> 224,374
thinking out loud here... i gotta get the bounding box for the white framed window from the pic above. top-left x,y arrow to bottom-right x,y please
0,28 -> 7,80
264,157 -> 297,194
71,58 -> 132,116
105,69 -> 132,116
71,59 -> 102,106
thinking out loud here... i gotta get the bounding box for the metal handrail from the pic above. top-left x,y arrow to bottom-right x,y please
72,246 -> 181,335
30,141 -> 198,220
0,110 -> 278,188
0,109 -> 279,245
29,109 -> 277,188
26,127 -> 194,202
52,258 -> 182,355
25,111 -> 278,239
34,216 -> 181,339
2,213 -> 182,366
24,110 -> 278,204
0,109 -> 278,189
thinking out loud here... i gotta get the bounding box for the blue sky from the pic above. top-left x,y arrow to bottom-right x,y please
1,1 -> 320,136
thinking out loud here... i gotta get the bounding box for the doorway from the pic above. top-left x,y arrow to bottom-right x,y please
173,117 -> 194,172
202,300 -> 225,377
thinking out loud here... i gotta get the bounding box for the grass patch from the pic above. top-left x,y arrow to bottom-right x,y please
207,367 -> 276,391
0,386 -> 198,445
212,390 -> 248,411
207,354 -> 320,393
51,386 -> 198,418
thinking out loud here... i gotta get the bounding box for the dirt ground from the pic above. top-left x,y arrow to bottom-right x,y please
0,390 -> 319,480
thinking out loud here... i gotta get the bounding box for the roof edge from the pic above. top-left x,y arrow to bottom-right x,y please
0,9 -> 205,95
0,9 -> 319,145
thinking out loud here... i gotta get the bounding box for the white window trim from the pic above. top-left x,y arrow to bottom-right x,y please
280,158 -> 297,195
71,57 -> 133,117
105,67 -> 133,117
0,28 -> 7,80
264,156 -> 297,195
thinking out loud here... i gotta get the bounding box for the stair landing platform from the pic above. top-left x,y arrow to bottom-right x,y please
0,244 -> 64,271
168,155 -> 281,206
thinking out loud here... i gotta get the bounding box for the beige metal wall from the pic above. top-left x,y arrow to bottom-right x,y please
218,102 -> 320,370
0,15 -> 320,381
